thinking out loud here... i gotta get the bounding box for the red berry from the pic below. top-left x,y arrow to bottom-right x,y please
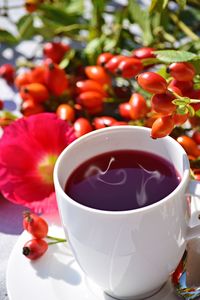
76,80 -> 107,96
192,130 -> 200,145
23,239 -> 48,260
44,62 -> 69,96
93,116 -> 117,129
77,91 -> 104,109
28,65 -> 46,85
105,55 -> 126,73
168,79 -> 193,94
173,113 -> 188,125
167,62 -> 195,82
151,93 -> 176,116
117,58 -> 143,79
56,104 -> 75,122
137,72 -> 167,94
21,99 -> 44,116
129,93 -> 148,120
176,135 -> 200,158
132,47 -> 155,59
43,42 -> 70,64
23,212 -> 48,239
97,53 -> 114,67
118,102 -> 131,119
73,118 -> 93,138
20,83 -> 49,103
15,72 -> 31,89
151,116 -> 174,139
0,64 -> 15,84
85,66 -> 111,86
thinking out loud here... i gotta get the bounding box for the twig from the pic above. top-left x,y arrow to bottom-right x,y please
169,12 -> 199,41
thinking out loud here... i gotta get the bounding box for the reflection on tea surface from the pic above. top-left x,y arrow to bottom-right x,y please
65,150 -> 181,211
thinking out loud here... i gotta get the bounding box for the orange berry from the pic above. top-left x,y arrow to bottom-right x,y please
20,83 -> 49,103
151,116 -> 174,139
56,104 -> 75,122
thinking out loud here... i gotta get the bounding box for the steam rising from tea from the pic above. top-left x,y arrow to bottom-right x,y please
65,150 -> 180,211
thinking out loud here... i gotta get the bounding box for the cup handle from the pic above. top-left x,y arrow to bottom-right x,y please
187,179 -> 200,240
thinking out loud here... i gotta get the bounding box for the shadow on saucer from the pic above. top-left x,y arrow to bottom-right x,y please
30,243 -> 81,286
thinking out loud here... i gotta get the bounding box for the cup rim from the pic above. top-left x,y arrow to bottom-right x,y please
54,126 -> 190,215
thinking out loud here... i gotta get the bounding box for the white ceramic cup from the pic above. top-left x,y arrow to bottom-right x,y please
54,126 -> 200,300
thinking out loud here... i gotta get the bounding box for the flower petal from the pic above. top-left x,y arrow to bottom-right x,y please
0,113 -> 75,215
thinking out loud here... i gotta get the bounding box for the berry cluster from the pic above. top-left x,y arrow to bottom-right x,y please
22,212 -> 66,260
0,43 -> 200,175
136,62 -> 198,139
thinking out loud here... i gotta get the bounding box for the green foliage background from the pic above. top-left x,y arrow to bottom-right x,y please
0,0 -> 199,66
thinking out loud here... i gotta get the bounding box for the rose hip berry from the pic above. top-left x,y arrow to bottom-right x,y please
167,62 -> 195,82
85,66 -> 111,86
105,55 -> 126,73
129,93 -> 148,120
176,135 -> 200,158
151,116 -> 174,139
137,72 -> 167,94
23,212 -> 48,239
132,47 -> 155,59
44,62 -> 69,96
73,117 -> 93,138
97,53 -> 115,67
20,83 -> 49,103
56,104 -> 75,122
23,239 -> 48,260
151,93 -> 176,116
0,64 -> 15,84
117,58 -> 143,79
76,79 -> 107,96
93,116 -> 117,129
43,42 -> 70,64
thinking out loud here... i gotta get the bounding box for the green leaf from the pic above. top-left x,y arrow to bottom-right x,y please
128,0 -> 153,45
176,105 -> 188,115
84,37 -> 104,65
172,98 -> 191,105
187,104 -> 195,117
194,82 -> 200,89
64,0 -> 84,15
55,24 -> 88,35
103,38 -> 118,52
88,0 -> 105,40
192,59 -> 200,75
149,0 -> 169,14
59,49 -> 76,69
154,50 -> 197,63
195,109 -> 200,117
0,30 -> 18,44
141,58 -> 160,66
156,66 -> 170,79
175,0 -> 186,9
38,4 -> 79,26
17,15 -> 35,40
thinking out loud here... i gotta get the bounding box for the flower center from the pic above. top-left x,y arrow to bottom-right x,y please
38,154 -> 58,184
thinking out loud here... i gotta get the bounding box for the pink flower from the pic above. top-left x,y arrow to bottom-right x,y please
0,113 -> 75,215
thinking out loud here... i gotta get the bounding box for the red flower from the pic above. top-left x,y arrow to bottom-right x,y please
0,113 -> 75,214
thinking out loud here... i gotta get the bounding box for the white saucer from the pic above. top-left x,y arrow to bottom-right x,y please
6,225 -> 178,300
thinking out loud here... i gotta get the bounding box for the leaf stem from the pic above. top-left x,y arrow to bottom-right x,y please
47,235 -> 67,242
189,99 -> 200,103
48,240 -> 66,245
169,13 -> 199,41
